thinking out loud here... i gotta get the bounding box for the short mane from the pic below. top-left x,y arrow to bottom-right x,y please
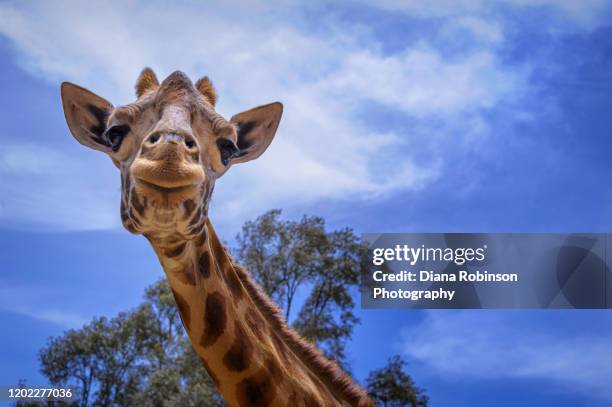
221,246 -> 373,406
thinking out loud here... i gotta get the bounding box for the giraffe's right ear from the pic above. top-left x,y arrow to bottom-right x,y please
61,82 -> 114,153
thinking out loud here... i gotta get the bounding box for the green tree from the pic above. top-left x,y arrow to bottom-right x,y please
366,355 -> 429,407
235,209 -> 365,365
291,227 -> 364,365
37,280 -> 223,407
39,309 -> 153,406
34,210 -> 426,406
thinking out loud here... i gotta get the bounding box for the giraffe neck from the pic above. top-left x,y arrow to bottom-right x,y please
146,219 -> 371,407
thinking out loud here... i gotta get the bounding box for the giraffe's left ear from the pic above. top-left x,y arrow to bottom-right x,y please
61,82 -> 114,153
229,102 -> 283,165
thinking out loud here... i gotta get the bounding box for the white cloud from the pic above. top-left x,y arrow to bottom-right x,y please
372,0 -> 609,27
506,0 -> 611,27
367,0 -> 610,58
0,144 -> 120,230
452,17 -> 504,44
321,48 -> 520,115
370,0 -> 487,18
402,311 -> 612,399
0,0 -> 585,230
20,308 -> 87,328
0,284 -> 87,328
0,144 -> 66,175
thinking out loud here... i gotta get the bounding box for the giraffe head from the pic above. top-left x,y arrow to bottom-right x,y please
61,68 -> 282,239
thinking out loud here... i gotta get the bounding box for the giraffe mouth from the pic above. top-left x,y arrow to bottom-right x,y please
135,178 -> 197,194
131,157 -> 205,191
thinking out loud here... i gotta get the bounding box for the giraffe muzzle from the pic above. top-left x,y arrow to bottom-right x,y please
131,130 -> 204,191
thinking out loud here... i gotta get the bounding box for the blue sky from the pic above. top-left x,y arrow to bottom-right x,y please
0,0 -> 611,405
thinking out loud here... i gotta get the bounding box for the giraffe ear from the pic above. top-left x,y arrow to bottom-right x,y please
61,82 -> 114,153
229,102 -> 283,165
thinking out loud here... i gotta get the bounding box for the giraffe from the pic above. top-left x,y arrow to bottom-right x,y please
60,68 -> 374,407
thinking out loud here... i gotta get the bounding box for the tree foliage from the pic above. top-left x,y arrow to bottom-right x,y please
37,281 -> 224,406
366,355 -> 429,407
30,210 -> 426,406
235,209 -> 365,365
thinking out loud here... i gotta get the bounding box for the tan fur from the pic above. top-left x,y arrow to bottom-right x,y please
61,68 -> 374,407
230,253 -> 374,406
152,221 -> 374,406
135,67 -> 160,98
195,76 -> 218,106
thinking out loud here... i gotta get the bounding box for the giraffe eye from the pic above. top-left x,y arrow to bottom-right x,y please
105,124 -> 130,152
217,138 -> 240,166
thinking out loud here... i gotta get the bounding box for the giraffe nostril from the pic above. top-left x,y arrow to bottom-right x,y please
144,133 -> 198,152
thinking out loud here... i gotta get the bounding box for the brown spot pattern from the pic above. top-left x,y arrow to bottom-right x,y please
201,292 -> 227,347
198,251 -> 212,279
302,392 -> 322,406
182,199 -> 196,218
245,308 -> 266,338
189,207 -> 202,226
171,289 -> 191,331
120,201 -> 138,233
122,174 -> 131,190
210,236 -> 230,270
130,193 -> 146,216
165,242 -> 186,258
236,365 -> 276,407
224,269 -> 244,300
264,357 -> 283,387
222,322 -> 253,372
195,230 -> 208,246
190,221 -> 206,237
